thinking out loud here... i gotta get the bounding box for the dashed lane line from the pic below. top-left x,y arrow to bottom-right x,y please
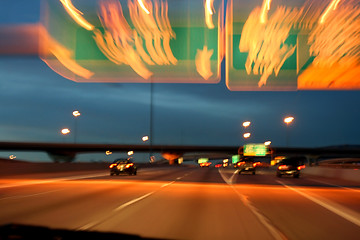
219,169 -> 287,240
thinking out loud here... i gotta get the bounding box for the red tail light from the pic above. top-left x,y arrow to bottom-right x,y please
297,165 -> 305,170
253,163 -> 257,167
237,161 -> 245,166
278,165 -> 288,170
125,163 -> 134,168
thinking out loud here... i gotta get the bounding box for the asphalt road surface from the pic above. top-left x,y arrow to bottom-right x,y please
0,165 -> 360,239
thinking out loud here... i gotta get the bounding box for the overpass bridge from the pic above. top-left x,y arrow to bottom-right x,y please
1,141 -> 360,164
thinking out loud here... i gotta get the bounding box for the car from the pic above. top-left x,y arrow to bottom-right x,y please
276,157 -> 306,178
109,158 -> 137,176
237,157 -> 256,175
200,162 -> 211,167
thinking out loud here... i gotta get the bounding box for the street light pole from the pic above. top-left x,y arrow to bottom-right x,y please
72,110 -> 81,143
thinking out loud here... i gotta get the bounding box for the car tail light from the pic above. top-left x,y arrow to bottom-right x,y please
253,163 -> 257,167
109,164 -> 117,168
297,165 -> 306,170
278,165 -> 288,170
237,161 -> 245,166
125,163 -> 134,168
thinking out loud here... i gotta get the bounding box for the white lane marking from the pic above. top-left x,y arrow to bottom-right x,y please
78,179 -> 176,231
218,169 -> 238,185
277,180 -> 360,228
161,181 -> 175,188
231,188 -> 287,240
114,192 -> 155,212
219,169 -> 286,240
0,173 -> 109,189
78,191 -> 156,230
308,178 -> 360,192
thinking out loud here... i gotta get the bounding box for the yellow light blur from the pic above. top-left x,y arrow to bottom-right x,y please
93,0 -> 177,80
59,0 -> 94,31
41,28 -> 94,79
242,121 -> 251,128
9,155 -> 16,160
243,133 -> 251,138
72,110 -> 81,117
195,46 -> 214,80
128,151 -> 134,156
239,3 -> 299,87
264,141 -> 271,146
129,0 -> 177,65
205,0 -> 215,29
106,150 -> 112,155
142,136 -> 149,142
284,117 -> 294,124
61,128 -> 71,135
299,1 -> 360,89
260,0 -> 272,24
138,0 -> 150,14
319,0 -> 341,24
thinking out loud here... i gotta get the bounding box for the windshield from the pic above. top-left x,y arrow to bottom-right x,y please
1,0 -> 360,240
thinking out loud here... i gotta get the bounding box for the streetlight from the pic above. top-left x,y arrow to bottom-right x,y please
61,128 -> 70,142
264,141 -> 271,146
284,116 -> 294,125
243,121 -> 251,128
72,110 -> 81,143
61,128 -> 70,135
142,136 -> 149,142
243,133 -> 251,139
128,151 -> 134,156
284,116 -> 294,147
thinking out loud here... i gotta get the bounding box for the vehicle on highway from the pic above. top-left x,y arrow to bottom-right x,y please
200,162 -> 211,167
237,157 -> 256,175
276,157 -> 305,178
109,158 -> 137,176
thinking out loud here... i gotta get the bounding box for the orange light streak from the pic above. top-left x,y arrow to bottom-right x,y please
319,0 -> 342,24
129,0 -> 177,66
138,0 -> 150,14
260,0 -> 272,23
195,46 -> 214,80
205,0 -> 215,29
59,0 -> 94,31
40,25 -> 94,79
50,40 -> 94,79
94,0 -> 153,79
240,6 -> 300,87
300,1 -> 360,89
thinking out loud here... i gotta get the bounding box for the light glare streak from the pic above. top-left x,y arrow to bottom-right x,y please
94,0 -> 153,79
59,0 -> 94,31
195,46 -> 214,80
319,0 -> 342,24
205,0 -> 215,29
299,1 -> 360,89
240,6 -> 300,87
129,0 -> 177,65
260,0 -> 272,23
138,0 -> 151,14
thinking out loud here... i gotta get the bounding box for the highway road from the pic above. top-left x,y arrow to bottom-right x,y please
0,165 -> 360,239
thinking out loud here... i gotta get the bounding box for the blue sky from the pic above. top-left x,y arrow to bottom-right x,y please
0,0 -> 359,162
